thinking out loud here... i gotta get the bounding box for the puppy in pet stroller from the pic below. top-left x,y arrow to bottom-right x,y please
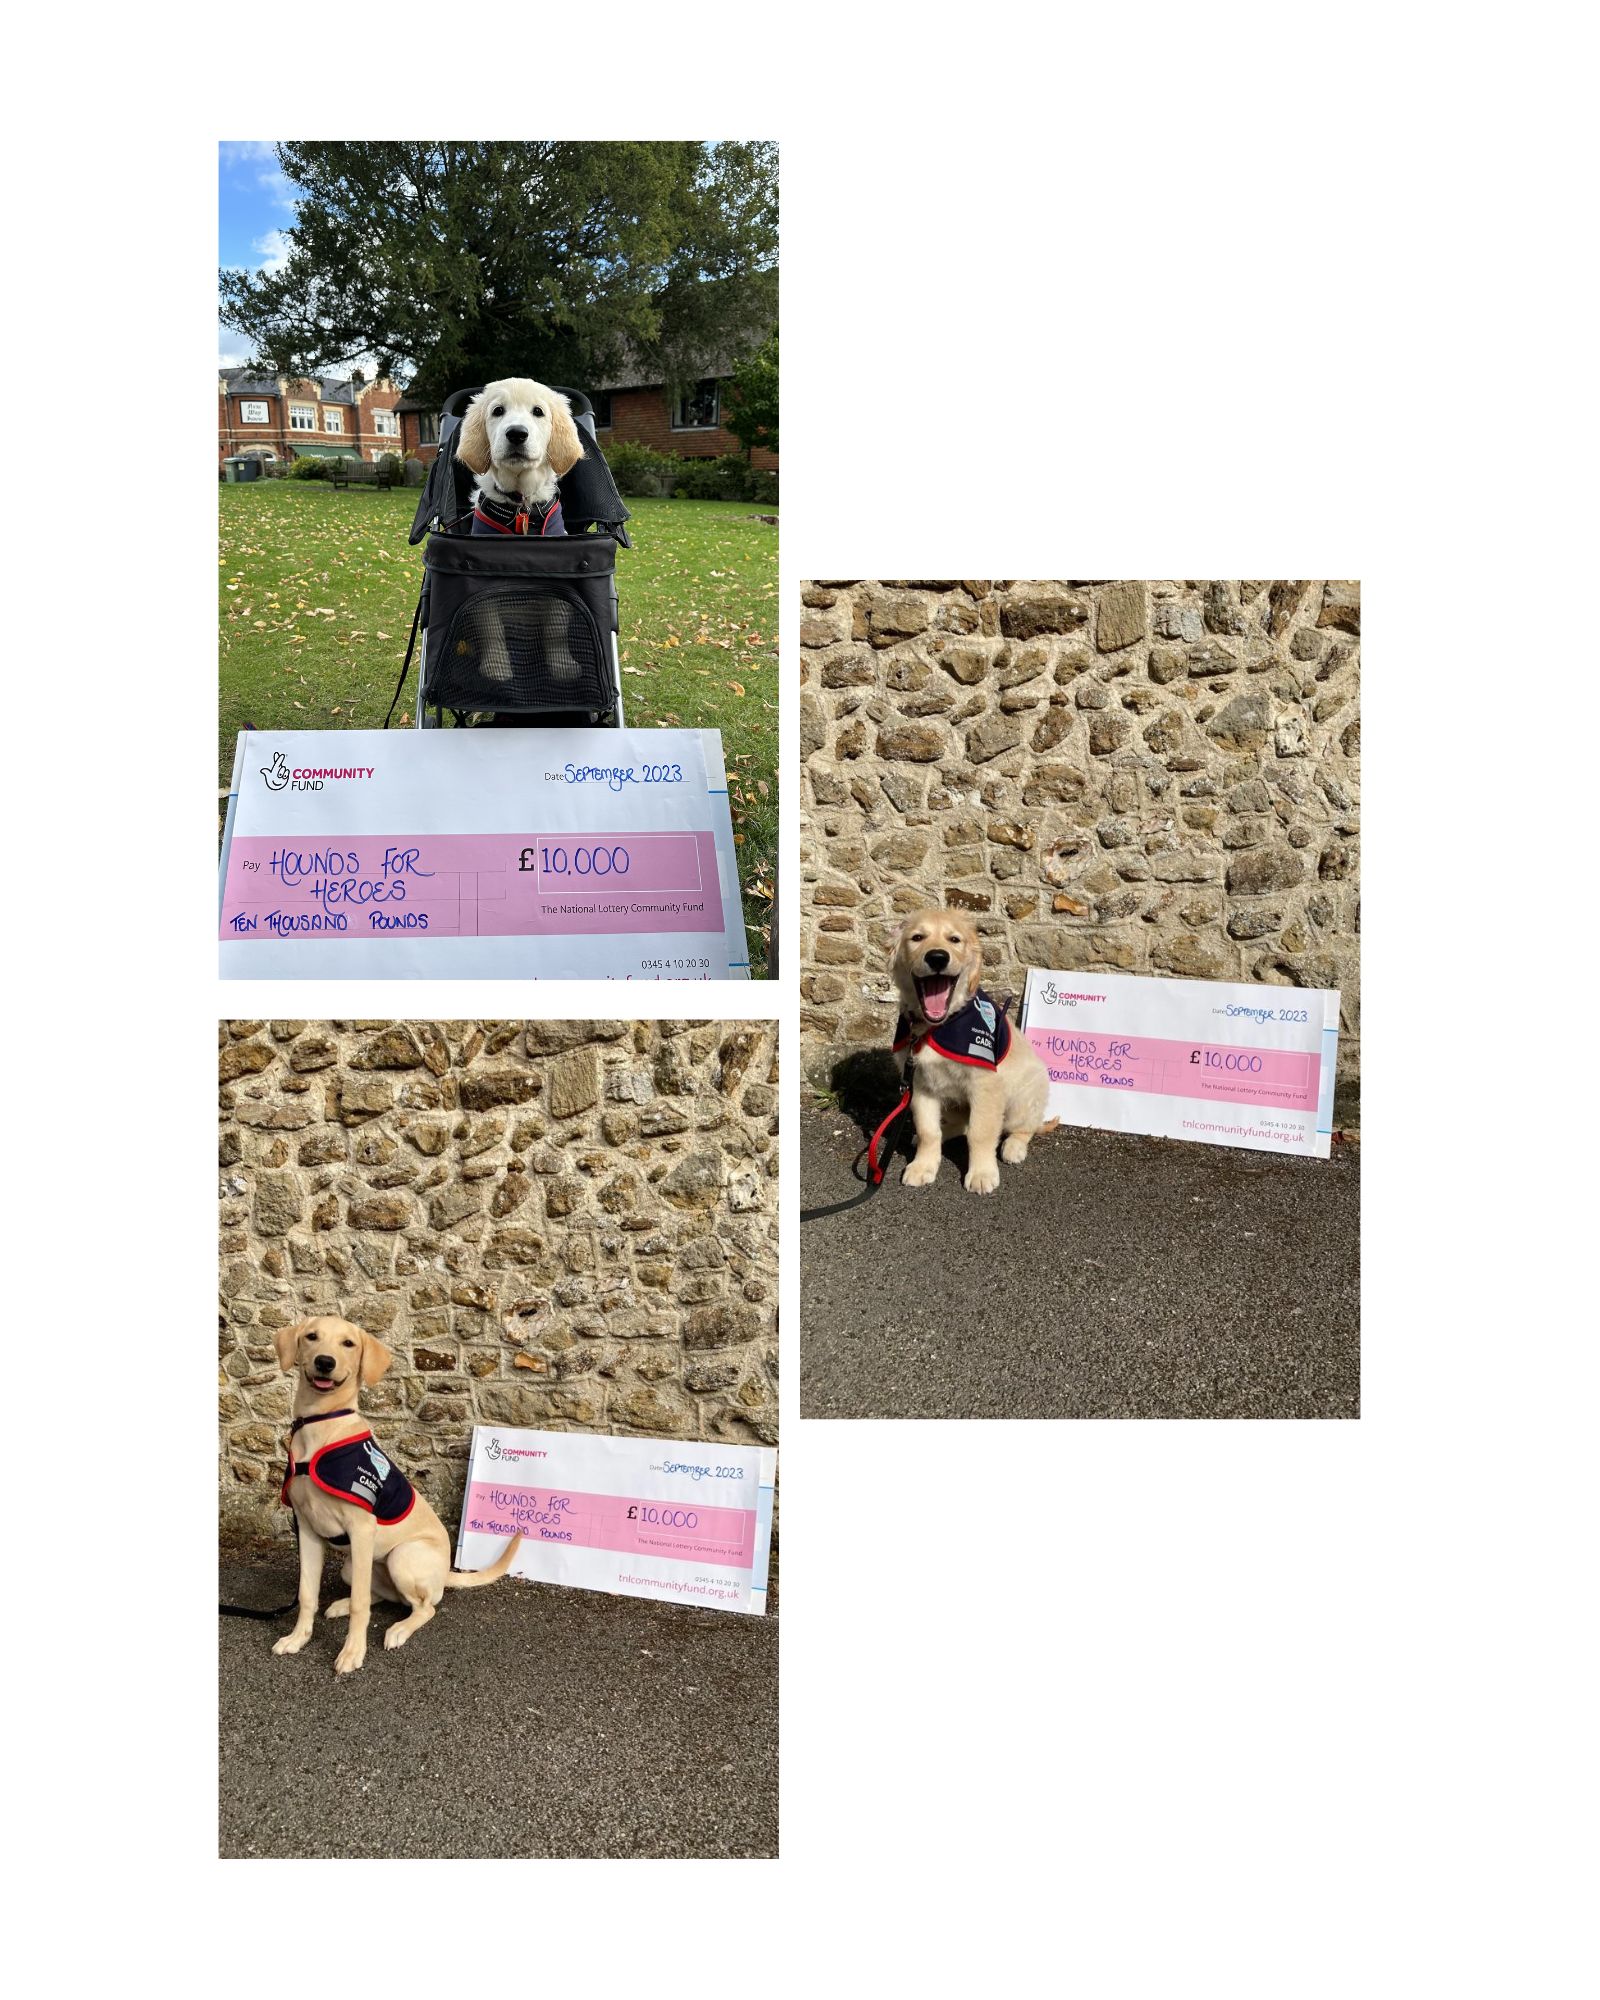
386,378 -> 633,731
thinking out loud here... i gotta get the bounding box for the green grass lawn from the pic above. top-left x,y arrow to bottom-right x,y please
219,480 -> 777,971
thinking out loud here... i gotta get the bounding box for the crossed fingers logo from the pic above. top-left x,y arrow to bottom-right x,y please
263,750 -> 291,792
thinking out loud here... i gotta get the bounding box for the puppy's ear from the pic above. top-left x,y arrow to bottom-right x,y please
546,393 -> 584,478
457,392 -> 491,475
965,933 -> 986,995
274,1321 -> 309,1373
359,1333 -> 394,1387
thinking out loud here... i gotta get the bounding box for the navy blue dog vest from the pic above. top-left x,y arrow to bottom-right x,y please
893,988 -> 1013,1070
471,488 -> 565,537
281,1416 -> 416,1542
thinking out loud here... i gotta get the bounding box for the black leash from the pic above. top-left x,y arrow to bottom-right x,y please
382,584 -> 426,728
220,1516 -> 300,1622
800,1092 -> 912,1223
219,1592 -> 298,1622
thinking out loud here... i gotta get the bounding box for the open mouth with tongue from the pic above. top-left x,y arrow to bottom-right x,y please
915,973 -> 956,1022
310,1373 -> 347,1393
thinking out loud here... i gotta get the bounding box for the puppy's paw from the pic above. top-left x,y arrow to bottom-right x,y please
903,1157 -> 940,1188
964,1162 -> 1001,1195
325,1598 -> 351,1620
1001,1134 -> 1031,1165
333,1640 -> 367,1675
384,1623 -> 413,1651
272,1630 -> 310,1656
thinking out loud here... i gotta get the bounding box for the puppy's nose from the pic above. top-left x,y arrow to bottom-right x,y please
314,1355 -> 335,1375
924,949 -> 950,973
503,426 -> 529,447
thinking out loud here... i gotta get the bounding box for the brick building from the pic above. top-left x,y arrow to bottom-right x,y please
395,355 -> 776,471
218,368 -> 404,465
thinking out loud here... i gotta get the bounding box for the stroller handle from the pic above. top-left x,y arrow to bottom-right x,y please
442,384 -> 594,421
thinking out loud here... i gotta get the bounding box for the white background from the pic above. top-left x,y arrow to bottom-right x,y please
14,6 -> 1593,1992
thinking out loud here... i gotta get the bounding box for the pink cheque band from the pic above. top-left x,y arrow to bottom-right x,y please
463,1481 -> 758,1570
220,830 -> 718,940
1025,1029 -> 1321,1112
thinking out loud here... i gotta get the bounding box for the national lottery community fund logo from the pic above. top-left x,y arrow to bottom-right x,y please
262,749 -> 376,793
483,1437 -> 548,1463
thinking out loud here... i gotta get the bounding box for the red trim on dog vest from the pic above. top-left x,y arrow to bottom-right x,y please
281,1430 -> 417,1525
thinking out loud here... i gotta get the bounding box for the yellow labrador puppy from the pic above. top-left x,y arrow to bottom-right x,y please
890,907 -> 1054,1194
273,1316 -> 522,1675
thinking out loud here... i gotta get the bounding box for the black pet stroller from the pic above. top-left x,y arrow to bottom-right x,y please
386,386 -> 632,730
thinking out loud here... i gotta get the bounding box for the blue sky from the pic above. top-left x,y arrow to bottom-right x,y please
218,142 -> 301,368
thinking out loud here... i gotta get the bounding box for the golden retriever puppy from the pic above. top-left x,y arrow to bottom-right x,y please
273,1316 -> 522,1675
890,907 -> 1054,1194
457,377 -> 585,537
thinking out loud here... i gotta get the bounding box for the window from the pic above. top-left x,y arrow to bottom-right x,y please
324,408 -> 344,433
672,380 -> 720,430
416,411 -> 439,445
290,405 -> 315,431
240,400 -> 268,424
373,408 -> 398,437
591,392 -> 613,429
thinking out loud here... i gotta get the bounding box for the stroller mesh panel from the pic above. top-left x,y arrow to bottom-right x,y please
423,584 -> 612,716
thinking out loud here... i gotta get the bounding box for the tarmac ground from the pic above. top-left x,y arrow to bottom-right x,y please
219,1564 -> 777,1858
800,1095 -> 1359,1420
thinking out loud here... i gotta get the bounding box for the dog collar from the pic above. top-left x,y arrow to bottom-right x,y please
892,987 -> 1012,1071
288,1407 -> 355,1435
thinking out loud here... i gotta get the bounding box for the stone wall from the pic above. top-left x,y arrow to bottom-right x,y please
219,1020 -> 779,1552
800,580 -> 1360,1100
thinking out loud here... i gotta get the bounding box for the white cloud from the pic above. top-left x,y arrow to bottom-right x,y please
219,142 -> 297,210
253,229 -> 292,275
259,169 -> 296,212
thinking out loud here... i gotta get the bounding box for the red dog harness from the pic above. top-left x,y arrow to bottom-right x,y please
471,488 -> 565,537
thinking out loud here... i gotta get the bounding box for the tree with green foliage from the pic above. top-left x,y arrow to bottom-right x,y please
220,141 -> 778,401
725,332 -> 778,458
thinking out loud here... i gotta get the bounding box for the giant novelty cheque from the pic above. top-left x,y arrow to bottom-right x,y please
455,1427 -> 775,1616
219,728 -> 749,978
1021,967 -> 1340,1158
